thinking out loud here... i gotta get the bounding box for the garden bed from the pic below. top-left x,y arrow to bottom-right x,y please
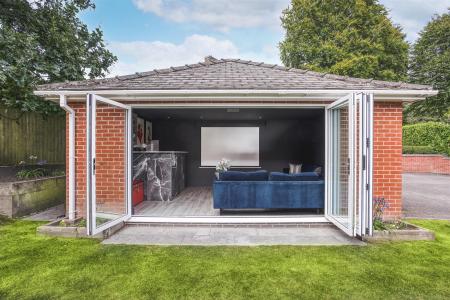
0,175 -> 65,217
37,217 -> 124,240
364,221 -> 435,242
0,164 -> 64,182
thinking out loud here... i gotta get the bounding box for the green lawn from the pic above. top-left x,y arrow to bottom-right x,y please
1,218 -> 449,299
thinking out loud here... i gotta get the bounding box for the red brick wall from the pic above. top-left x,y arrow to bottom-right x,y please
403,154 -> 450,174
94,105 -> 126,215
373,102 -> 403,219
66,102 -> 126,218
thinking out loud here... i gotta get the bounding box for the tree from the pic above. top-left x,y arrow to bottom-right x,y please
404,9 -> 450,123
0,0 -> 117,117
279,0 -> 409,81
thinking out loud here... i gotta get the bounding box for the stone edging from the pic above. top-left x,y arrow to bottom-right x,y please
363,222 -> 435,242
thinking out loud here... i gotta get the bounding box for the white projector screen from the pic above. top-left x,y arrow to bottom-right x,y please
201,127 -> 259,167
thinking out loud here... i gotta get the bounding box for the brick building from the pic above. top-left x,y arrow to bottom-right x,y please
35,57 -> 436,238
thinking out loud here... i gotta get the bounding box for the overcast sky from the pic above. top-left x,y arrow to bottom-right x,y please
80,0 -> 449,76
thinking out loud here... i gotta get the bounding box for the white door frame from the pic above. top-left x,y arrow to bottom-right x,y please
86,93 -> 132,236
325,92 -> 373,237
325,93 -> 355,236
356,93 -> 374,236
85,98 -> 373,233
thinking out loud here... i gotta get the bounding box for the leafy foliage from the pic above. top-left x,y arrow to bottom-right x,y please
279,0 -> 409,81
403,122 -> 450,156
373,197 -> 389,222
0,0 -> 117,116
402,145 -> 437,155
405,9 -> 450,122
16,168 -> 48,180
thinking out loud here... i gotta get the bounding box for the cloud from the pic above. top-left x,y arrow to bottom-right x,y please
132,0 -> 290,31
107,34 -> 281,76
380,0 -> 449,42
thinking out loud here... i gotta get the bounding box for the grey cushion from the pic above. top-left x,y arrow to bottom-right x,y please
289,163 -> 302,174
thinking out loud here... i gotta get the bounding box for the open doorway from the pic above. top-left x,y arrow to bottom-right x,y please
131,107 -> 326,217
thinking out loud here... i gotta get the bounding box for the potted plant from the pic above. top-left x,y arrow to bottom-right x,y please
215,158 -> 231,179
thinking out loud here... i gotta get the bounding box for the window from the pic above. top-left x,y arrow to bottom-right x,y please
201,127 -> 259,167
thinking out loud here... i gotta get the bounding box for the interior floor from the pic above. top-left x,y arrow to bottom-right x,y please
133,186 -> 324,217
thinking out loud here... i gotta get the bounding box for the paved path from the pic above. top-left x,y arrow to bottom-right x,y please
23,204 -> 65,221
403,173 -> 450,220
103,225 -> 365,246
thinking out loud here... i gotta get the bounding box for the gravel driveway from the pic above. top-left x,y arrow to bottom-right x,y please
403,173 -> 450,220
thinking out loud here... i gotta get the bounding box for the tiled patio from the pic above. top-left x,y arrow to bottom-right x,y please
103,224 -> 364,246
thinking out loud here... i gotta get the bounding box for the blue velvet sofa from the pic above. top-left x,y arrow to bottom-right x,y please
213,170 -> 324,210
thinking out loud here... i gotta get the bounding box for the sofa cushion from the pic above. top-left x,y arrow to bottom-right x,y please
219,170 -> 269,181
289,163 -> 302,174
269,171 -> 320,181
301,164 -> 323,176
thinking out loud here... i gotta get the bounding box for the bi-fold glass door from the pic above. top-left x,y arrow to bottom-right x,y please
86,94 -> 132,235
325,93 -> 373,237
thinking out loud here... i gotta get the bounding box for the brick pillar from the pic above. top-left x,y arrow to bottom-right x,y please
373,102 -> 403,219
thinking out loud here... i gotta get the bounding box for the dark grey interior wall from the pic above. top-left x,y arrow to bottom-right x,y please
143,111 -> 325,186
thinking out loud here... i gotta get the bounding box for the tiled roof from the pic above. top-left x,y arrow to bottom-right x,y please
36,56 -> 432,91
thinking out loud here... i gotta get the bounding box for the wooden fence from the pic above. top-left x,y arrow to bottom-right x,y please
0,109 -> 65,165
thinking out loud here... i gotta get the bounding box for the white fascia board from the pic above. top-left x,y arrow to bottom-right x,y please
34,89 -> 438,102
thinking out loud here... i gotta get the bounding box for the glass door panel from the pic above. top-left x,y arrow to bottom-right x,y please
88,95 -> 131,235
327,99 -> 353,234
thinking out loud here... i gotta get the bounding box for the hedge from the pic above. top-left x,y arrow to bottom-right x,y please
403,122 -> 450,156
402,145 -> 437,154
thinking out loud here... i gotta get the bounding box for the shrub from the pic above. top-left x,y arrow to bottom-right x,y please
403,122 -> 450,156
51,170 -> 65,177
402,145 -> 437,154
16,168 -> 48,180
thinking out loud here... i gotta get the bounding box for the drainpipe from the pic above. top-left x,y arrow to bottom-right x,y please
59,95 -> 76,220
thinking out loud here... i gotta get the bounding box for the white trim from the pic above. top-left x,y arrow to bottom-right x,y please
348,93 -> 356,236
324,107 -> 329,224
94,216 -> 127,233
126,105 -> 133,220
357,93 -> 364,237
35,89 -> 437,96
127,216 -> 329,224
34,89 -> 437,103
367,94 -> 374,235
94,94 -> 130,109
86,94 -> 92,234
90,94 -> 97,234
59,95 -> 76,220
130,103 -> 328,108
